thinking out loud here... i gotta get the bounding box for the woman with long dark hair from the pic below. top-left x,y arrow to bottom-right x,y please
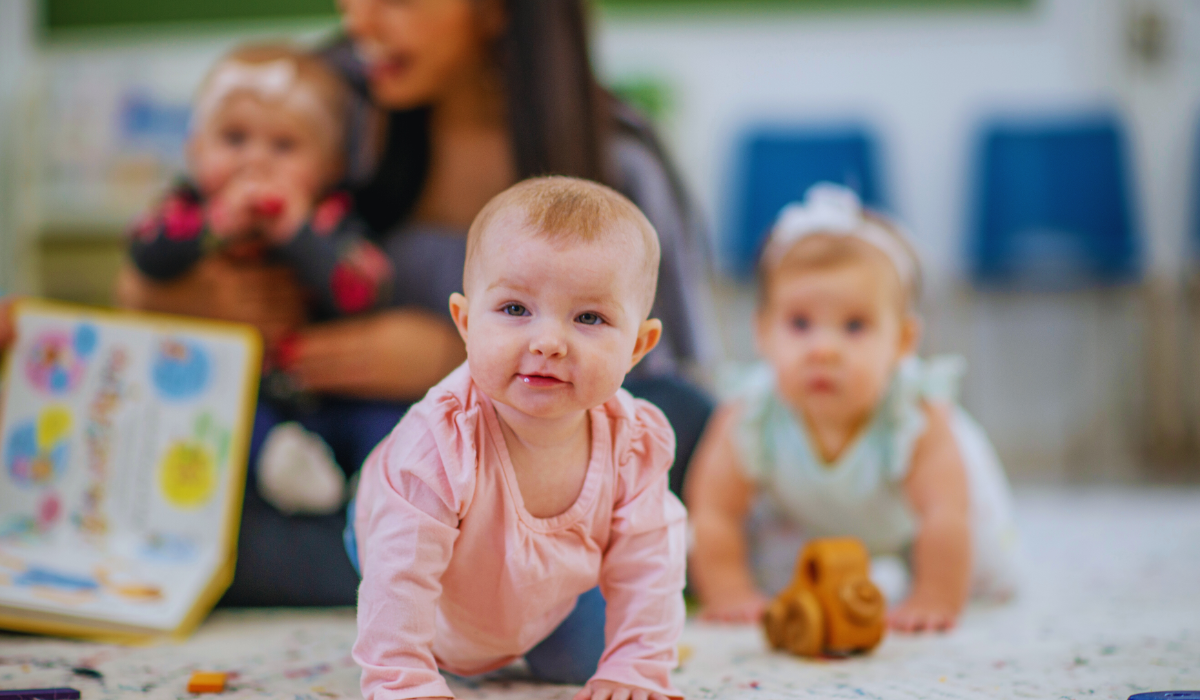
115,0 -> 714,606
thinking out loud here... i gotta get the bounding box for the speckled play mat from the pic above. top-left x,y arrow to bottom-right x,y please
2,488 -> 1198,699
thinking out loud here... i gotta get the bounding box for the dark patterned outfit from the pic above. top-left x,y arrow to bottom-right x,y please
129,181 -> 393,319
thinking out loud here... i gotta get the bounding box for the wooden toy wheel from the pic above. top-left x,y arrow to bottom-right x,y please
837,575 -> 885,626
763,588 -> 824,657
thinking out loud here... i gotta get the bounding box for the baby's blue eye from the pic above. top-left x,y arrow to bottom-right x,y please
846,318 -> 866,333
503,303 -> 528,317
576,312 -> 603,326
790,316 -> 810,331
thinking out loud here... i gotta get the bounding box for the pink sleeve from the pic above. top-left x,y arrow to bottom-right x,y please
352,388 -> 480,700
594,395 -> 688,698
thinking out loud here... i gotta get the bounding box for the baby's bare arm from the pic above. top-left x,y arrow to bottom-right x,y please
684,403 -> 766,622
893,402 -> 971,632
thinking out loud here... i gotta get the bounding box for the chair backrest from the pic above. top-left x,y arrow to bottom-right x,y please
969,113 -> 1140,288
727,125 -> 884,278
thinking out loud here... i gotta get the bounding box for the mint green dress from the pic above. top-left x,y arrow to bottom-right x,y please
727,356 -> 1020,599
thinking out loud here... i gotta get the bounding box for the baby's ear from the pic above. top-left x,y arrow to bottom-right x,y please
898,314 -> 922,358
629,318 -> 663,370
448,293 -> 470,343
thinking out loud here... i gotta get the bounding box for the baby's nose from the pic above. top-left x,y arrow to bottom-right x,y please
807,330 -> 842,359
529,325 -> 568,358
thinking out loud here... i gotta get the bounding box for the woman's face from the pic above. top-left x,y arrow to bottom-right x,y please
340,0 -> 503,109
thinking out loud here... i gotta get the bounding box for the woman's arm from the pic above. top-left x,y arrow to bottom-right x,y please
893,402 -> 972,633
683,403 -> 766,622
289,310 -> 465,402
115,258 -> 307,347
118,254 -> 464,402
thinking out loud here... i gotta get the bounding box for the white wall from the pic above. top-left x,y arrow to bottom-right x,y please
595,0 -> 1200,285
0,0 -> 36,295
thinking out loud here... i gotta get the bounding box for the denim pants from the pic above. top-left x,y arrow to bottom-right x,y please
345,501 -> 606,685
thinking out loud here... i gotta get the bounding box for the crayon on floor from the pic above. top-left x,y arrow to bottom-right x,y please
187,672 -> 227,693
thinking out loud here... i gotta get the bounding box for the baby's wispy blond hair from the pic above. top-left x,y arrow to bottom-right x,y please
465,176 -> 662,315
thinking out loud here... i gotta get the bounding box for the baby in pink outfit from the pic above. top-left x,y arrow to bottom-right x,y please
351,177 -> 687,700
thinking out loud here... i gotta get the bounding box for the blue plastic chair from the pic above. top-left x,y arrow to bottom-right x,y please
727,125 -> 884,277
968,113 -> 1141,288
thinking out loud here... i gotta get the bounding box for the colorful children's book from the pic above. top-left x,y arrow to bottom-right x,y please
0,300 -> 261,641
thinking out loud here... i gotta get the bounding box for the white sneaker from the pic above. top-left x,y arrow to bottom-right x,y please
257,423 -> 345,515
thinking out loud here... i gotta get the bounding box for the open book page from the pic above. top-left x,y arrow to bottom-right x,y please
0,302 -> 259,633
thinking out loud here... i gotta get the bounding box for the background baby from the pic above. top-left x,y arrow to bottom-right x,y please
129,43 -> 390,322
350,177 -> 686,700
687,183 -> 1019,632
128,43 -> 394,516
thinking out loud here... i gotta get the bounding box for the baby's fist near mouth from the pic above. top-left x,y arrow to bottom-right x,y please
573,680 -> 673,700
253,196 -> 285,218
256,188 -> 313,245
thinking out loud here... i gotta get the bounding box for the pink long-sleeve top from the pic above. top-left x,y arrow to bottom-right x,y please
352,364 -> 688,700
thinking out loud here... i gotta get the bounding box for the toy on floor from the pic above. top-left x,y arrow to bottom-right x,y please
762,537 -> 886,657
187,671 -> 228,693
0,690 -> 80,700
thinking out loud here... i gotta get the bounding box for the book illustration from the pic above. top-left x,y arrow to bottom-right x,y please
0,554 -> 163,606
152,339 -> 211,401
142,532 -> 198,563
74,347 -> 130,538
158,442 -> 216,509
158,412 -> 230,510
0,301 -> 261,639
5,406 -> 72,490
0,495 -> 63,539
24,324 -> 97,396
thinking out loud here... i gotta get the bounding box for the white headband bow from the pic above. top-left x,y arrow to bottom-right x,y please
767,183 -> 917,291
192,59 -> 339,140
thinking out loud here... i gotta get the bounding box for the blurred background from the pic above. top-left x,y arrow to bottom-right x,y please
0,0 -> 1198,485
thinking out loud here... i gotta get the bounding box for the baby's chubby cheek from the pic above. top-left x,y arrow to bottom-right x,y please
465,332 -> 517,386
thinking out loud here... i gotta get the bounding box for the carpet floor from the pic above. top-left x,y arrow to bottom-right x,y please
2,487 -> 1198,700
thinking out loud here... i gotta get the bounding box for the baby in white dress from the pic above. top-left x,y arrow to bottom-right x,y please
687,184 -> 1019,632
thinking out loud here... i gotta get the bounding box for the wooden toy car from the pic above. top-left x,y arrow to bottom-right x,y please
762,537 -> 886,657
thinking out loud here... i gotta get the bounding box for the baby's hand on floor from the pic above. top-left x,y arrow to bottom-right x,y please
887,595 -> 959,633
573,680 -> 671,700
699,590 -> 768,624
